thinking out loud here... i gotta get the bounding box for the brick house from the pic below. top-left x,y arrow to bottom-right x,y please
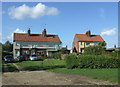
72,30 -> 104,53
13,28 -> 62,59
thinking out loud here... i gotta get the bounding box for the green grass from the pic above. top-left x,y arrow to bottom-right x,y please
48,68 -> 118,83
6,59 -> 118,83
15,59 -> 65,70
3,63 -> 19,72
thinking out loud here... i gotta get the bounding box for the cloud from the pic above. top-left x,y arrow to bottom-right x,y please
100,28 -> 117,36
8,3 -> 59,20
3,28 -> 26,41
100,8 -> 105,19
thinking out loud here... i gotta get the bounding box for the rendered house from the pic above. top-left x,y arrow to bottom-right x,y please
13,28 -> 62,59
72,30 -> 104,53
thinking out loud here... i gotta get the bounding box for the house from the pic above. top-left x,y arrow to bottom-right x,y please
72,30 -> 104,53
13,28 -> 62,59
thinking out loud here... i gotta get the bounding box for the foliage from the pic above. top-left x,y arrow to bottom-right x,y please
84,45 -> 105,55
2,41 -> 13,52
98,41 -> 106,47
59,49 -> 70,54
65,54 -> 120,69
65,54 -> 79,69
103,50 -> 119,58
51,52 -> 62,60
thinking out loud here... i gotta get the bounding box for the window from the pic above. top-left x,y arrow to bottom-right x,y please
86,42 -> 90,45
37,50 -> 44,55
94,42 -> 98,45
80,42 -> 82,45
22,50 -> 29,55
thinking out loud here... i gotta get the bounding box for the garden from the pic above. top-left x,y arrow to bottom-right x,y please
2,41 -> 120,83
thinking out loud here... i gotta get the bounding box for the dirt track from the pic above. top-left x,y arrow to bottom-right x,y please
2,71 -> 117,85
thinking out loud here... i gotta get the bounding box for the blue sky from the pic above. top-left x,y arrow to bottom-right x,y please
2,2 -> 118,49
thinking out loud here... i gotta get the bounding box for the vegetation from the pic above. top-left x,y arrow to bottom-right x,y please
2,41 -> 13,59
51,52 -> 62,60
15,59 -> 65,70
49,68 -> 118,83
65,54 -> 120,69
2,62 -> 19,72
84,41 -> 106,55
84,45 -> 105,55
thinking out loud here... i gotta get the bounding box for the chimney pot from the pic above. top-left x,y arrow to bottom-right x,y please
86,30 -> 91,37
28,28 -> 31,36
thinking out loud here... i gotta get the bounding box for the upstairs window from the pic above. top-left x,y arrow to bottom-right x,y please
86,42 -> 90,45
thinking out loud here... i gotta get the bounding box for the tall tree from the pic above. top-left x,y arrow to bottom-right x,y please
98,41 -> 106,47
3,41 -> 13,52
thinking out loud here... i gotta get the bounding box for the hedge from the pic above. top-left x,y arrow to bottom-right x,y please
51,52 -> 62,60
65,54 -> 120,69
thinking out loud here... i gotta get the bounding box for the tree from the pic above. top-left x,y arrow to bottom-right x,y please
84,45 -> 105,55
2,41 -> 13,52
98,41 -> 106,47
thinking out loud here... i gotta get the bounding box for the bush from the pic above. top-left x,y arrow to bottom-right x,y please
65,54 -> 79,69
84,45 -> 105,55
65,54 -> 120,69
51,52 -> 62,60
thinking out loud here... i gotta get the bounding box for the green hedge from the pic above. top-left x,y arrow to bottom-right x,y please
51,52 -> 62,60
65,54 -> 79,69
65,54 -> 120,69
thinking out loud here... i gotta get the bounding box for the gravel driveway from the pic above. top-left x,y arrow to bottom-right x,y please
2,71 -> 116,85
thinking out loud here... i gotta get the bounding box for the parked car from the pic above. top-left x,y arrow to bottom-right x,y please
4,55 -> 14,63
29,55 -> 38,61
17,56 -> 25,61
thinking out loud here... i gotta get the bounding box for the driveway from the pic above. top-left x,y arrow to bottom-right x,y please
2,70 -> 116,85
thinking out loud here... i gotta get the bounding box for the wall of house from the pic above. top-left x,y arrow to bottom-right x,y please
13,41 -> 62,58
78,41 -> 99,53
72,35 -> 79,52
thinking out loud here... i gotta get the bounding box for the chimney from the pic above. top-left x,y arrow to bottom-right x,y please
28,28 -> 31,36
114,45 -> 116,49
66,45 -> 68,49
42,29 -> 47,37
86,30 -> 91,37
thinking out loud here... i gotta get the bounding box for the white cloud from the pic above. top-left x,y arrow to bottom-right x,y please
100,28 -> 117,36
8,3 -> 59,20
3,28 -> 26,41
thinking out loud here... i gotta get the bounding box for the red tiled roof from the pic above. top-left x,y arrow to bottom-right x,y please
75,34 -> 104,42
14,33 -> 62,43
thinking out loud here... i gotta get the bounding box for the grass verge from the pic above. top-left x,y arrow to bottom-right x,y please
48,68 -> 118,83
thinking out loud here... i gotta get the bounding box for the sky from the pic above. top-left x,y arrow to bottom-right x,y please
2,2 -> 118,49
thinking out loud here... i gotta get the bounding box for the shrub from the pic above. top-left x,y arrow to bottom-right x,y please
51,52 -> 62,60
65,54 -> 79,69
84,45 -> 105,55
65,54 -> 120,69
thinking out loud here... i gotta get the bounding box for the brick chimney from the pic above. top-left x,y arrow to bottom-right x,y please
42,29 -> 47,37
28,28 -> 31,36
86,30 -> 91,37
114,45 -> 116,49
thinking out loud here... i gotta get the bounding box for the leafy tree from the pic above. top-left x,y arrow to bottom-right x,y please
2,41 -> 13,52
84,45 -> 105,55
98,41 -> 106,47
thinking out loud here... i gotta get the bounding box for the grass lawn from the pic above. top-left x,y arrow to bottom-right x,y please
48,68 -> 118,83
4,59 -> 118,83
14,59 -> 65,70
2,63 -> 19,72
